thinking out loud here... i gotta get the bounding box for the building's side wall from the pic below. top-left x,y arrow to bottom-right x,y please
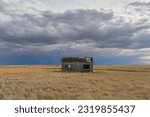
62,62 -> 83,72
62,62 -> 93,72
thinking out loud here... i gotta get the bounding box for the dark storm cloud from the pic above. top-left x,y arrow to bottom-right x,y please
0,8 -> 150,52
0,9 -> 113,48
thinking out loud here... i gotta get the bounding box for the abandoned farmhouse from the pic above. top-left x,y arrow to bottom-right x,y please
61,57 -> 93,72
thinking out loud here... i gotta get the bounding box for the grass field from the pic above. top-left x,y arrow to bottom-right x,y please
0,65 -> 150,100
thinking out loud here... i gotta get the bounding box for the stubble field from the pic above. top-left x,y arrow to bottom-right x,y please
0,65 -> 150,100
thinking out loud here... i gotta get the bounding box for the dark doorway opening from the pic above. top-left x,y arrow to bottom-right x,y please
83,64 -> 90,69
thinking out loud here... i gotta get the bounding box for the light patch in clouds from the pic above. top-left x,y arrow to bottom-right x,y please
126,1 -> 150,22
140,56 -> 150,60
128,1 -> 150,7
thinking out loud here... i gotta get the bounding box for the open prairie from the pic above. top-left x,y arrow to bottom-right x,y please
0,65 -> 150,100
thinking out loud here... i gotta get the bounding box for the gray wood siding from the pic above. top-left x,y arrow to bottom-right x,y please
61,62 -> 93,72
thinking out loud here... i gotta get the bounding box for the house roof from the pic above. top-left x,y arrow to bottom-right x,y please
61,57 -> 93,63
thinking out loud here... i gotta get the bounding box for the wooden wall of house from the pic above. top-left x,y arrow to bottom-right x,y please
61,62 -> 93,72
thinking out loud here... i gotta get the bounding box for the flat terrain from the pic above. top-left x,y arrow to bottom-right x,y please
0,65 -> 150,100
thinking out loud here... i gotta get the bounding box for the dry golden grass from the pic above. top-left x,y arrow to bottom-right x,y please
0,65 -> 150,100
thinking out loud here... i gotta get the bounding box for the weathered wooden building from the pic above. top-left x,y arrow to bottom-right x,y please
61,57 -> 93,72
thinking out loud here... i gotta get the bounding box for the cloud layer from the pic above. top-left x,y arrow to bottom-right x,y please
0,0 -> 150,64
1,9 -> 150,50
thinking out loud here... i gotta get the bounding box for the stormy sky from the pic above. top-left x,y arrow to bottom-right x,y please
0,0 -> 150,65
